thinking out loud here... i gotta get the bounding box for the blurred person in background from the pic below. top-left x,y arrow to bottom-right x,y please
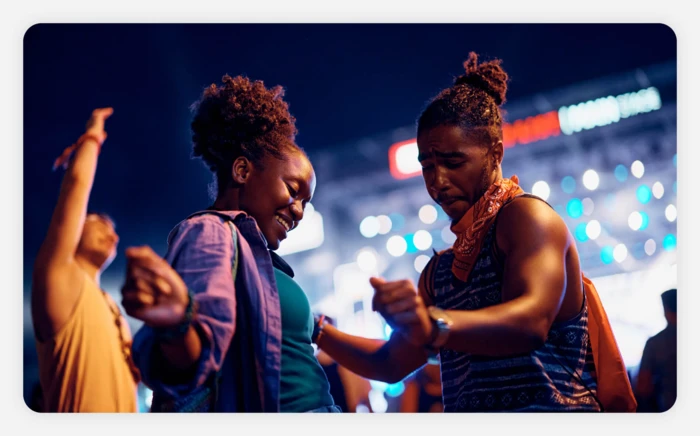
315,316 -> 373,413
31,108 -> 139,412
314,52 -> 636,412
398,361 -> 443,413
635,288 -> 677,412
121,75 -> 339,413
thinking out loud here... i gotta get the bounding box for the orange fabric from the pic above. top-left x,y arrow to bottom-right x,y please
36,274 -> 138,412
583,275 -> 638,412
446,175 -> 636,412
450,175 -> 524,282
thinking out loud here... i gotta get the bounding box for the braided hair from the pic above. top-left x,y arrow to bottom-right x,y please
417,52 -> 509,145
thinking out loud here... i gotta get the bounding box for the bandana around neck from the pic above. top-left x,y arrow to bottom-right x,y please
450,175 -> 524,282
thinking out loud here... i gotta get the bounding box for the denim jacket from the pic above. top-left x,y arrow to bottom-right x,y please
132,210 -> 283,412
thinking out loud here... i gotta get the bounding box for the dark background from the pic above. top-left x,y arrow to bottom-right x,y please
23,24 -> 676,288
22,23 -> 676,404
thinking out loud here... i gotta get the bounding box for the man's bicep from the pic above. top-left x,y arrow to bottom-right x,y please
417,252 -> 440,306
499,202 -> 570,317
31,261 -> 86,340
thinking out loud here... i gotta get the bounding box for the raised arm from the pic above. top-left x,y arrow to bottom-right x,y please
31,108 -> 113,340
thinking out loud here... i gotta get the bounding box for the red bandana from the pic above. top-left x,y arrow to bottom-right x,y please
450,175 -> 524,282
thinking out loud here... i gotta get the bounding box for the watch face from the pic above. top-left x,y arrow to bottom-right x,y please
428,307 -> 451,349
429,306 -> 448,324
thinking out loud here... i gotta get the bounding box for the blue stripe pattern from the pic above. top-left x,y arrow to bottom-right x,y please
432,220 -> 600,412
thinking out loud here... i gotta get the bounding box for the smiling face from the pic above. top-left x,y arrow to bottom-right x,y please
236,149 -> 316,250
417,125 -> 503,223
76,213 -> 119,270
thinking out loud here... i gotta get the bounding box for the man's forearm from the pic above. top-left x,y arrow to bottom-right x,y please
441,297 -> 550,356
38,140 -> 101,265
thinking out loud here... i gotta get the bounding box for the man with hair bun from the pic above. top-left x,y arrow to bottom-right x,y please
315,52 -> 636,412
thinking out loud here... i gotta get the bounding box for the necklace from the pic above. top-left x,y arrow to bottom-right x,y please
101,290 -> 141,383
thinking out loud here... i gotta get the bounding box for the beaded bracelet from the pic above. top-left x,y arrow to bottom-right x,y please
76,132 -> 105,148
311,314 -> 327,344
155,291 -> 197,343
52,133 -> 105,171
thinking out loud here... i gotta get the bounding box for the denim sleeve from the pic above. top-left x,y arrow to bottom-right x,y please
132,215 -> 237,398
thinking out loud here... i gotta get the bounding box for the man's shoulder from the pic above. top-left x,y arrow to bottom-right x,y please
648,327 -> 675,346
498,194 -> 559,224
496,195 -> 569,247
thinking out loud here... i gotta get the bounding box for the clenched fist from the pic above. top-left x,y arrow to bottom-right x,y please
121,245 -> 190,328
370,277 -> 435,347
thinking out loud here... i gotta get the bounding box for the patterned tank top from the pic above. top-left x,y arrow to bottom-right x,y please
425,195 -> 601,412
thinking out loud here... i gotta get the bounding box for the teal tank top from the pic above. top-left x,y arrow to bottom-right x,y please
273,267 -> 334,412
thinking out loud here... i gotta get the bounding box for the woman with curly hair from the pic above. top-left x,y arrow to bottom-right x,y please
122,75 -> 338,413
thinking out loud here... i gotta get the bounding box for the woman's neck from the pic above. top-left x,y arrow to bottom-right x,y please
212,188 -> 240,211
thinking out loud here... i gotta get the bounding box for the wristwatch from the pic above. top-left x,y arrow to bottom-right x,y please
427,306 -> 453,349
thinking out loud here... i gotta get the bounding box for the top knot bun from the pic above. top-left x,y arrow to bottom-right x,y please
453,52 -> 508,106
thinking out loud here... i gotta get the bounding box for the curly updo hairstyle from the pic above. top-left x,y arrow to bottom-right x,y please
190,75 -> 302,198
417,52 -> 509,146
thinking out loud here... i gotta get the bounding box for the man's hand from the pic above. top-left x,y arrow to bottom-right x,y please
53,107 -> 113,170
84,107 -> 113,144
370,277 -> 435,347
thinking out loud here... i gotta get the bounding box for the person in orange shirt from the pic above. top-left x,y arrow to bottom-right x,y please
31,108 -> 139,412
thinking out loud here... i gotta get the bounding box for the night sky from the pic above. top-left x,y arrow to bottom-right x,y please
23,23 -> 676,293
